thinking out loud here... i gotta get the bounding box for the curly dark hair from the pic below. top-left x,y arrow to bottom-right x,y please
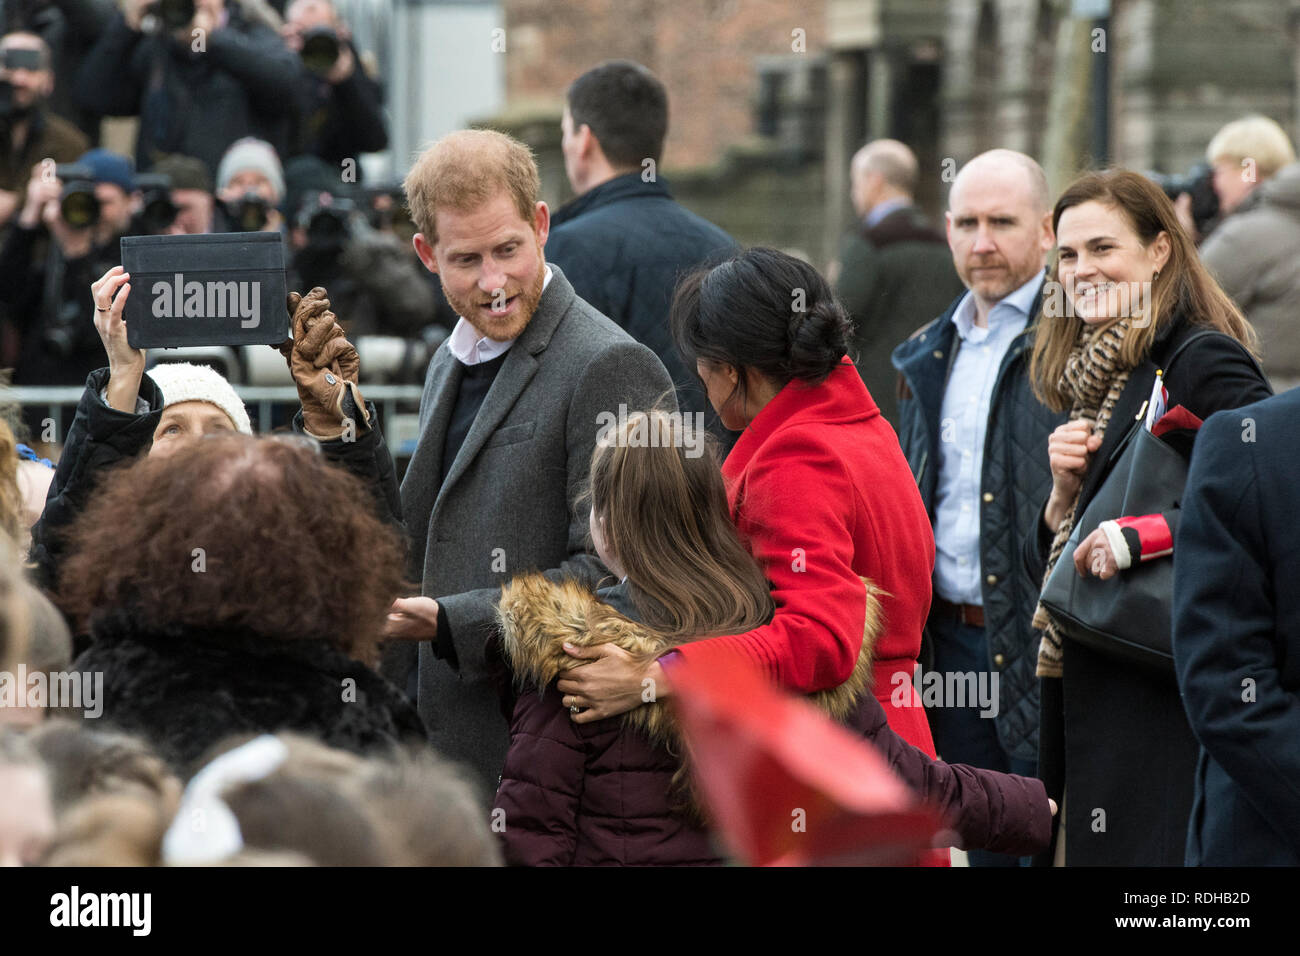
57,434 -> 405,658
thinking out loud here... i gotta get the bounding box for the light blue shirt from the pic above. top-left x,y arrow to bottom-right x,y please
865,197 -> 910,228
932,271 -> 1044,605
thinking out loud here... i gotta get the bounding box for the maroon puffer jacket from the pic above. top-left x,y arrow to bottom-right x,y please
496,683 -> 723,866
493,575 -> 1052,866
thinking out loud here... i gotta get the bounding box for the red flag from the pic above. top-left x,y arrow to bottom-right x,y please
668,652 -> 946,866
1151,404 -> 1204,438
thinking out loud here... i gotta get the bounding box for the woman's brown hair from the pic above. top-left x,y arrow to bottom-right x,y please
586,409 -> 773,641
57,433 -> 405,660
1029,168 -> 1258,412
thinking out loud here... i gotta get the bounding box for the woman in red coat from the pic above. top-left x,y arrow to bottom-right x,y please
558,248 -> 941,806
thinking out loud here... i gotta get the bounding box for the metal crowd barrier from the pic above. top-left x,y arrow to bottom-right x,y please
6,385 -> 427,457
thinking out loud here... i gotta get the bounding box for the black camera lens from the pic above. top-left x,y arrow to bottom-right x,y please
300,27 -> 340,74
155,0 -> 195,31
227,192 -> 269,232
60,184 -> 100,229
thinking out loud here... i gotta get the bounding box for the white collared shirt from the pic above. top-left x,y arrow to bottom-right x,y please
446,265 -> 553,366
932,271 -> 1044,605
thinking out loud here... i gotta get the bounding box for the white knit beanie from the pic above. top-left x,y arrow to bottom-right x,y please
216,137 -> 286,203
147,362 -> 253,435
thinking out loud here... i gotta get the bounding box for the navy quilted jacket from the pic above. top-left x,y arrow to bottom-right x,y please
891,288 -> 1065,763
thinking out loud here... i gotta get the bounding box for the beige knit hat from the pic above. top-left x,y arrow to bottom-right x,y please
146,362 -> 253,435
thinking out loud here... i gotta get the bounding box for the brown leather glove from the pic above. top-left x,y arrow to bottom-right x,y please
277,287 -> 370,440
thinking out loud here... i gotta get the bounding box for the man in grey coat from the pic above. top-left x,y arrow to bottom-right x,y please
382,129 -> 675,796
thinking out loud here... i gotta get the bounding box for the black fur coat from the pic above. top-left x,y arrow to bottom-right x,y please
71,608 -> 427,776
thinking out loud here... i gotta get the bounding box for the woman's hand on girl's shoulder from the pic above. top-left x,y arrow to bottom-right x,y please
557,644 -> 667,723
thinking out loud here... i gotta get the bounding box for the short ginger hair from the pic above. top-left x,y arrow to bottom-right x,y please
402,129 -> 540,244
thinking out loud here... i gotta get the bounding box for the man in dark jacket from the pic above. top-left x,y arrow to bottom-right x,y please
1174,388 -> 1300,866
0,0 -> 116,139
832,139 -> 963,426
0,31 -> 89,227
72,0 -> 299,177
545,60 -> 737,441
892,149 -> 1063,865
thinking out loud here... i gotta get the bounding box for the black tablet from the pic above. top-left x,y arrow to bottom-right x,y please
121,232 -> 290,349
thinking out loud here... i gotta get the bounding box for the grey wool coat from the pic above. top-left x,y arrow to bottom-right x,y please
398,263 -> 676,796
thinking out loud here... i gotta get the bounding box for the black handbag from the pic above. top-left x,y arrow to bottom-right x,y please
1037,330 -> 1225,674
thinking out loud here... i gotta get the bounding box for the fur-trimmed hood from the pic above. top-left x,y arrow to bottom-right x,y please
497,573 -> 882,752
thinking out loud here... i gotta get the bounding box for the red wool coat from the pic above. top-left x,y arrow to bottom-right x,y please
672,357 -> 939,759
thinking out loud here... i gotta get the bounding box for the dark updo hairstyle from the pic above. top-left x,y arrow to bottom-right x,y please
670,247 -> 852,415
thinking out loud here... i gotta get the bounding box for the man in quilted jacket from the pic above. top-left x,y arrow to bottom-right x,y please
891,149 -> 1065,865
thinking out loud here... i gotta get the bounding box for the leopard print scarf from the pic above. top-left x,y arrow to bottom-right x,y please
1033,318 -> 1135,678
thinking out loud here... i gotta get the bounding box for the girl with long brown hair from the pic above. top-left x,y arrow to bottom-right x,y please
493,410 -> 1056,866
1024,169 -> 1271,865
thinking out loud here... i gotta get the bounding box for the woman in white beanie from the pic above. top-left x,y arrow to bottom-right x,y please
29,265 -> 401,601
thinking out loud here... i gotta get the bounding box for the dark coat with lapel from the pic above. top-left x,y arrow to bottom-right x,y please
1023,314 -> 1271,865
1174,388 -> 1300,865
399,264 -> 675,796
893,285 -> 1066,764
835,205 -> 965,425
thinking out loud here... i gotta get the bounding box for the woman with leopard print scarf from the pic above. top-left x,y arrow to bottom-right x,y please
1023,170 -> 1269,866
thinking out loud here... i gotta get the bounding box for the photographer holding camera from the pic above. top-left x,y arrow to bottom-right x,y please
281,0 -> 386,175
213,136 -> 284,233
72,0 -> 299,178
149,153 -> 214,234
0,148 -> 138,403
0,32 -> 87,229
286,158 -> 435,344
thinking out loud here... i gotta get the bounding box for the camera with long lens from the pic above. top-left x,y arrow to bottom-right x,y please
134,172 -> 179,235
225,191 -> 270,232
1149,163 -> 1220,237
144,0 -> 196,32
54,162 -> 100,229
300,195 -> 356,247
366,185 -> 415,244
299,26 -> 340,74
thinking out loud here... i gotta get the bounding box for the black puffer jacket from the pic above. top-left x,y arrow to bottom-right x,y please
72,608 -> 426,776
891,286 -> 1066,763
